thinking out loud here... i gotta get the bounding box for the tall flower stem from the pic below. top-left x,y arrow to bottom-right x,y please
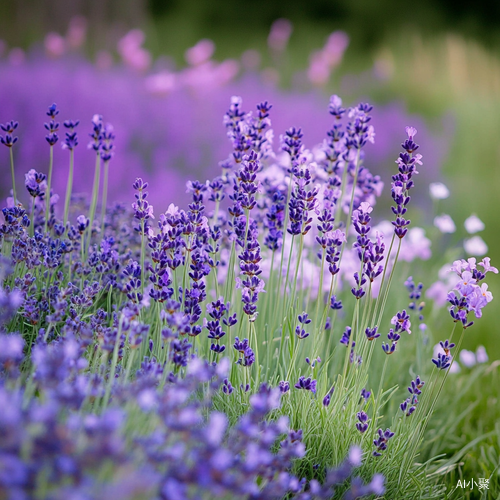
44,145 -> 53,232
63,149 -> 74,227
29,200 -> 35,237
140,219 -> 146,296
101,159 -> 109,234
9,148 -> 17,204
87,153 -> 101,254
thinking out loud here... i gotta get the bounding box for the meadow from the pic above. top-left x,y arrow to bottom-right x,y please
1,13 -> 500,499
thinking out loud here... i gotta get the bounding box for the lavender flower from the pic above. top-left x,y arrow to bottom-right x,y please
356,411 -> 369,433
391,126 -> 421,239
373,428 -> 395,456
0,120 -> 19,147
294,376 -> 317,393
44,103 -> 59,145
279,381 -> 290,394
233,337 -> 255,366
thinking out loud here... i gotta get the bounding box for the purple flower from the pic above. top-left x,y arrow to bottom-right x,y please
278,381 -> 290,394
0,120 -> 19,148
44,103 -> 60,145
391,310 -> 411,334
233,337 -> 255,366
365,326 -> 380,341
391,126 -> 421,239
356,411 -> 369,433
323,387 -> 334,407
294,376 -> 317,393
373,428 -> 395,456
432,352 -> 451,370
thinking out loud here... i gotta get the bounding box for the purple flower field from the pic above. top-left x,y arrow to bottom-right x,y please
0,21 -> 498,500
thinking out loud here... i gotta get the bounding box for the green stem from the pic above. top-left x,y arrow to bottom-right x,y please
64,149 -> 74,227
87,153 -> 101,255
9,147 -> 17,204
29,199 -> 35,237
375,239 -> 402,329
140,219 -> 146,296
44,145 -> 53,233
101,159 -> 109,235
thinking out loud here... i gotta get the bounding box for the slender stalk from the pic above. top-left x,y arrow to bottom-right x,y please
87,153 -> 101,254
140,219 -> 146,296
9,147 -> 17,204
64,149 -> 74,227
44,145 -> 53,232
29,199 -> 35,237
101,159 -> 109,234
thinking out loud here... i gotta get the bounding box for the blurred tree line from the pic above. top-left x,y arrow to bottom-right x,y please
149,0 -> 500,49
2,0 -> 500,53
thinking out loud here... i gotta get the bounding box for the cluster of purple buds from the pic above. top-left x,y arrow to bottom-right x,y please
233,337 -> 255,366
264,189 -> 285,251
132,178 -> 154,236
1,207 -> 30,236
62,120 -> 79,150
295,312 -> 311,339
351,202 -> 384,297
373,428 -> 395,456
101,124 -> 115,161
365,326 -> 380,341
325,229 -> 345,277
170,337 -> 192,370
391,309 -> 411,334
381,328 -> 401,355
360,388 -> 371,403
281,127 -> 304,171
391,127 -> 422,239
294,376 -> 317,393
44,103 -> 59,146
447,258 -> 497,327
222,378 -> 234,394
287,161 -> 318,236
320,95 -> 346,176
305,356 -> 321,368
400,376 -> 425,417
250,101 -> 273,158
223,97 -> 249,165
340,325 -> 360,363
76,214 -> 89,234
223,97 -> 273,164
345,102 -> 374,150
88,113 -> 103,151
25,169 -> 46,199
122,260 -> 142,303
0,120 -> 19,147
432,339 -> 455,370
340,326 -> 353,347
237,151 -> 260,211
315,182 -> 338,250
356,411 -> 370,433
279,380 -> 290,394
205,297 -> 230,354
330,295 -> 343,310
405,276 -> 426,329
237,236 -> 265,321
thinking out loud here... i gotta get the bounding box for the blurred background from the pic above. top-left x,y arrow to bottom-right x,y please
1,0 -> 499,357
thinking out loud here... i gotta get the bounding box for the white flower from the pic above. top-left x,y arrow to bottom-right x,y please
459,349 -> 476,368
464,236 -> 488,256
464,214 -> 485,234
476,345 -> 488,363
429,182 -> 450,200
434,214 -> 456,233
